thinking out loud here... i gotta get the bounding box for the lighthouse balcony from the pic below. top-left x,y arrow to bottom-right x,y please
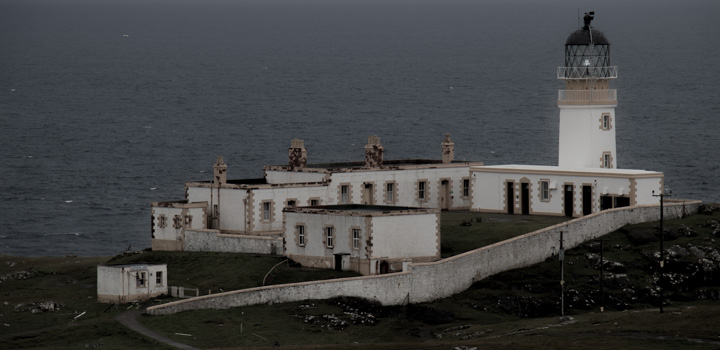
558,89 -> 617,105
557,66 -> 618,80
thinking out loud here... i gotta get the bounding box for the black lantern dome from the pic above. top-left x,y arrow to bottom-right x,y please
561,12 -> 613,78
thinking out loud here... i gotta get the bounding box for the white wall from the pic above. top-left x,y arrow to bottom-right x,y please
371,214 -> 439,259
284,211 -> 367,261
97,264 -> 168,303
558,105 -> 617,169
250,186 -> 328,233
265,170 -> 326,184
471,167 -> 663,216
329,167 -> 472,209
187,187 -> 248,231
152,206 -> 183,241
184,230 -> 282,255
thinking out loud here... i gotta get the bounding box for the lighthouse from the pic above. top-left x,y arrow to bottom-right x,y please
557,12 -> 618,169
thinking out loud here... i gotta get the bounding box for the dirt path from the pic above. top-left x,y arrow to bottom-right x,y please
115,309 -> 199,350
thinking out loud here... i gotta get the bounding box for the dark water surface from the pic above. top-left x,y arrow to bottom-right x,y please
1,0 -> 719,256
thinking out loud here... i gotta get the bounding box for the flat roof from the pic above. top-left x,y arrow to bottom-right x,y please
101,263 -> 166,268
188,178 -> 268,185
284,204 -> 439,215
471,164 -> 663,177
267,159 -> 481,171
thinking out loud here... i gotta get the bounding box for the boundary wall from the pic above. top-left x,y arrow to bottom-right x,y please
147,200 -> 700,315
183,229 -> 281,255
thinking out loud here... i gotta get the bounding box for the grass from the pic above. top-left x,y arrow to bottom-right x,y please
3,209 -> 719,349
0,255 -> 173,349
440,212 -> 569,257
133,210 -> 720,349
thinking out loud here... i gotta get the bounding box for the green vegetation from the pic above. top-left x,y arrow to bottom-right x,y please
440,211 -> 569,257
2,209 -> 719,349
0,255 -> 171,349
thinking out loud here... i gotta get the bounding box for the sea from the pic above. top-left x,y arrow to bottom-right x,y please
1,0 -> 719,257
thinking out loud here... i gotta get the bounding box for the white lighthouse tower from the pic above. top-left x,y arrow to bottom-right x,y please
558,12 -> 618,169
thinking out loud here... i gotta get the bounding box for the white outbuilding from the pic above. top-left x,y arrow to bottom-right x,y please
283,204 -> 441,275
97,263 -> 168,304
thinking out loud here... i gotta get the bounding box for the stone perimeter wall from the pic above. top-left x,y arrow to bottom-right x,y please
183,229 -> 281,255
147,200 -> 700,315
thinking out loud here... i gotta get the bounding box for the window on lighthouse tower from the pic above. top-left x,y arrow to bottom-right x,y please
602,153 -> 612,169
601,113 -> 611,130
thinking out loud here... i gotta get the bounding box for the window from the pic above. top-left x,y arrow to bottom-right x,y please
418,181 -> 427,200
159,215 -> 167,228
352,228 -> 360,249
297,225 -> 305,246
262,201 -> 272,221
213,204 -> 218,217
173,215 -> 182,229
386,182 -> 395,203
310,199 -> 319,206
325,226 -> 334,248
341,185 -> 349,204
184,215 -> 192,227
156,271 -> 163,285
601,113 -> 611,130
462,178 -> 470,197
287,200 -> 297,208
541,180 -> 550,201
603,152 -> 612,168
136,272 -> 146,287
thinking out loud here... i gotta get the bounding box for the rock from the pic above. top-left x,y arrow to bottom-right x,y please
0,270 -> 36,283
626,229 -> 657,246
676,225 -> 697,238
667,245 -> 690,258
698,204 -> 718,215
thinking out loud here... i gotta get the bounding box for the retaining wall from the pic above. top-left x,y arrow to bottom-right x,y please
184,230 -> 281,255
147,200 -> 700,315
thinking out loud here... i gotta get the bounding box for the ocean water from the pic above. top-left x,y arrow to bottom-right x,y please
1,0 -> 719,256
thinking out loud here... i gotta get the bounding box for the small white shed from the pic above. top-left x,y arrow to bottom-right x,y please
97,263 -> 168,304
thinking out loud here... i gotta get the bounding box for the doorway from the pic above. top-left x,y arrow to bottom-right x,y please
363,183 -> 374,205
440,180 -> 450,210
521,183 -> 530,215
334,254 -> 343,272
564,184 -> 574,217
506,182 -> 515,214
582,185 -> 592,216
379,261 -> 389,274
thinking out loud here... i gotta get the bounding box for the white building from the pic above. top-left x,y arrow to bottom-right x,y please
97,263 -> 167,304
151,134 -> 482,252
470,12 -> 663,216
283,205 -> 441,275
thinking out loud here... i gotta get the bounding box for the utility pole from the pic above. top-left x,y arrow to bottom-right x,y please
652,190 -> 671,313
559,231 -> 565,317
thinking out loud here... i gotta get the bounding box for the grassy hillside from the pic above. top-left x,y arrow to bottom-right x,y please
2,209 -> 719,349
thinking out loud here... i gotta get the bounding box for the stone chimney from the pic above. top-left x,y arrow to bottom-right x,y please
288,139 -> 307,171
213,156 -> 227,185
441,133 -> 455,164
364,135 -> 384,168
